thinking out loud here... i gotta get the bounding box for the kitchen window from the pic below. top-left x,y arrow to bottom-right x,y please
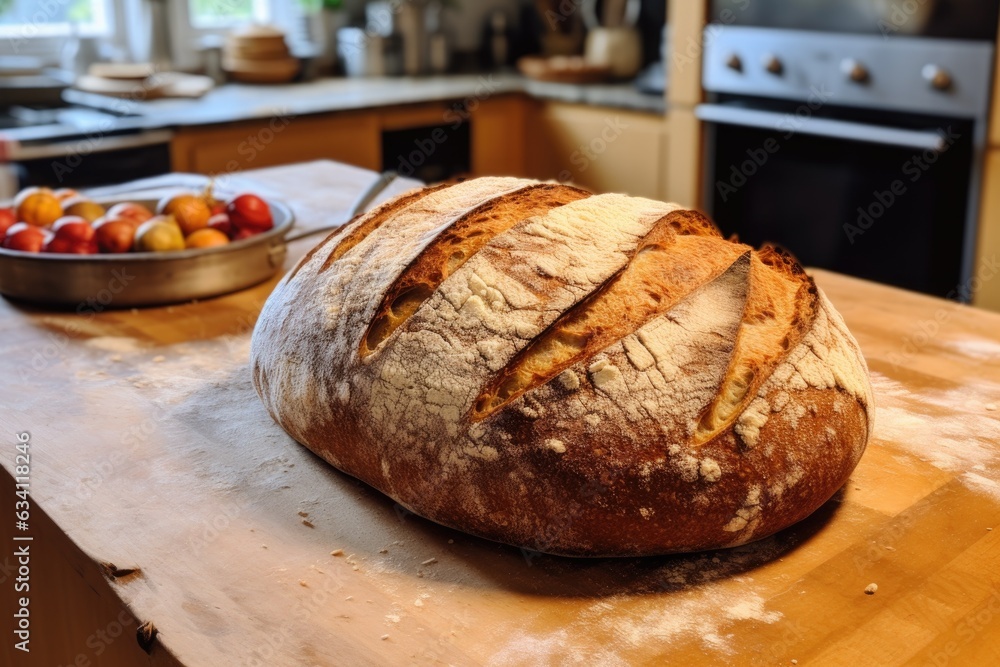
0,0 -> 301,68
0,0 -> 114,38
187,0 -> 269,29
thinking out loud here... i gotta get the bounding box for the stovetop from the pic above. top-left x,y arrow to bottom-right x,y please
0,103 -> 138,131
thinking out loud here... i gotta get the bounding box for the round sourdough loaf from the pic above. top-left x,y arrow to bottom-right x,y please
250,177 -> 874,557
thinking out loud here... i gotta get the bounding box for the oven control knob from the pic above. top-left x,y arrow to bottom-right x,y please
762,54 -> 783,75
841,58 -> 869,84
922,64 -> 953,91
725,53 -> 743,73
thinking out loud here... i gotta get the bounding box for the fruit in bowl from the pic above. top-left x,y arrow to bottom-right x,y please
63,198 -> 107,223
2,223 -> 51,253
186,228 -> 230,249
207,211 -> 233,237
158,193 -> 211,237
106,202 -> 154,227
45,217 -> 98,254
227,194 -> 273,233
0,207 -> 15,237
15,187 -> 63,227
3,184 -> 278,255
94,217 -> 138,254
134,216 -> 185,252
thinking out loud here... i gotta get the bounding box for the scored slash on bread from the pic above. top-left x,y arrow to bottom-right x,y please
361,183 -> 591,357
251,178 -> 874,557
471,210 -> 748,424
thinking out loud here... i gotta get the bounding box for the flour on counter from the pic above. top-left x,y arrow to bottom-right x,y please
870,372 -> 1000,498
961,472 -> 1000,503
938,337 -> 1000,361
487,538 -> 789,664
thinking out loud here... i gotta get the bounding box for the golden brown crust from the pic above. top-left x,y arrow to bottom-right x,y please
321,183 -> 450,271
471,216 -> 746,421
250,180 -> 874,557
362,183 -> 590,356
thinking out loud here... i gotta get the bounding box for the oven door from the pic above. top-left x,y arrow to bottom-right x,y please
698,101 -> 976,298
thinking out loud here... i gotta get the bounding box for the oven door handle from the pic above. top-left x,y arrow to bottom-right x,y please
695,104 -> 947,152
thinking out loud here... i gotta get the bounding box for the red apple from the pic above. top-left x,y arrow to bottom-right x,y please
207,212 -> 233,237
0,207 -> 15,237
2,223 -> 51,253
52,216 -> 96,242
106,202 -> 153,227
94,218 -> 137,254
45,236 -> 98,254
226,194 -> 273,232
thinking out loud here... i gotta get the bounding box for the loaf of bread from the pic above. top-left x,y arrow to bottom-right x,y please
250,178 -> 874,557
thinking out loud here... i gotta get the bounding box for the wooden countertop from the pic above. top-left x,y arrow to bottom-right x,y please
2,162 -> 1000,666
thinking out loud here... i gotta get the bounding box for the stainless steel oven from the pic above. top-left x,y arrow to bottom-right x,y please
698,14 -> 996,299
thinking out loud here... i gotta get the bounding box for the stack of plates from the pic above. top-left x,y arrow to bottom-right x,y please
223,24 -> 300,84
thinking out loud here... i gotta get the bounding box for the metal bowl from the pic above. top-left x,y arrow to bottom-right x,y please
0,197 -> 294,309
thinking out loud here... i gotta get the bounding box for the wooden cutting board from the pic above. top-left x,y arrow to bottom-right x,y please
1,161 -> 1000,667
74,72 -> 215,100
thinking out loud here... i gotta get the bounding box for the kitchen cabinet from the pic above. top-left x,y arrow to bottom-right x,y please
990,16 -> 1000,149
974,149 -> 1000,311
376,96 -> 529,180
170,96 -> 530,184
524,100 -> 668,200
664,0 -> 709,209
469,95 -> 528,178
170,112 -> 382,175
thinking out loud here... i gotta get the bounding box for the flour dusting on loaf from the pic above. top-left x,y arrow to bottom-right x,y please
251,178 -> 874,557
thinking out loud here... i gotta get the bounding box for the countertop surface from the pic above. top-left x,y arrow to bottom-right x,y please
1,73 -> 665,154
2,161 -> 1000,666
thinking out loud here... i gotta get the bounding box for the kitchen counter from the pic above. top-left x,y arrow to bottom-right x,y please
2,74 -> 665,158
2,161 -> 1000,666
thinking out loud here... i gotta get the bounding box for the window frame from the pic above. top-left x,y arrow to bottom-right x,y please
0,0 -> 302,70
0,0 -> 125,61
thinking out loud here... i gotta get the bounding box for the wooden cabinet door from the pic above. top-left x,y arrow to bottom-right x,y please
171,112 -> 380,176
974,149 -> 1000,311
469,95 -> 528,178
525,100 -> 667,199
